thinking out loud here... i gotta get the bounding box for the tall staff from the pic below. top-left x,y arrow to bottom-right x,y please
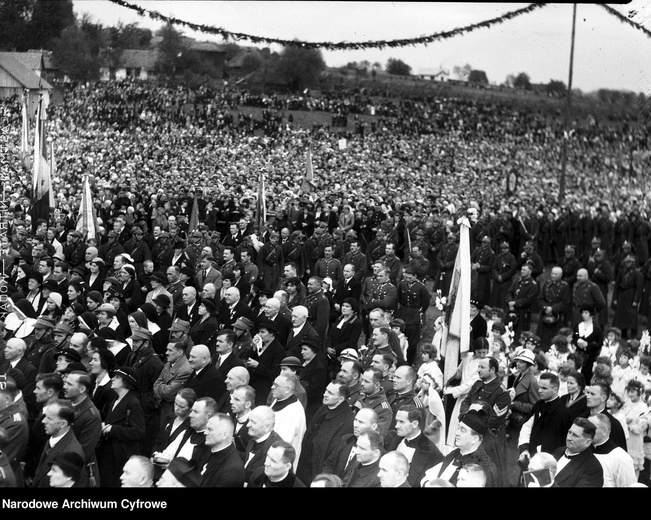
558,4 -> 577,203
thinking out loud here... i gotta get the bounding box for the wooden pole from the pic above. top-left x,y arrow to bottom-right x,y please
558,4 -> 577,203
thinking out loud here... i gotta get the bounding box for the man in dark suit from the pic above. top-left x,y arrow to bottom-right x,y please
230,383 -> 254,454
183,345 -> 227,404
321,407 -> 379,478
219,287 -> 254,330
175,286 -> 201,327
303,276 -> 331,349
518,372 -> 573,467
23,373 -> 64,482
195,256 -> 222,292
166,266 -> 186,312
579,383 -> 627,452
296,381 -> 355,484
255,297 -> 292,346
552,417 -> 604,487
200,414 -> 245,487
333,264 -> 362,313
63,371 -> 102,481
243,405 -> 284,485
213,330 -> 246,378
384,405 -> 443,487
285,306 -> 320,359
342,429 -> 383,487
32,400 -> 85,487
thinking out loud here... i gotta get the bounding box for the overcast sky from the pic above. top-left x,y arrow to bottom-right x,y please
73,1 -> 651,94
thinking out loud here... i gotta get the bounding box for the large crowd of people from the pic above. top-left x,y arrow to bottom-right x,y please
0,77 -> 650,488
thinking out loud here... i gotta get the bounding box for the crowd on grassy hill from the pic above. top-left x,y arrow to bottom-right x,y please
0,79 -> 650,488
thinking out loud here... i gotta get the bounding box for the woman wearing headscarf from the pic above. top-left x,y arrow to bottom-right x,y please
118,264 -> 143,313
39,292 -> 63,322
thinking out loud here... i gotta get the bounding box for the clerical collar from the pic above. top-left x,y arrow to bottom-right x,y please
255,431 -> 272,444
590,405 -> 606,415
272,394 -> 298,412
563,450 -> 582,459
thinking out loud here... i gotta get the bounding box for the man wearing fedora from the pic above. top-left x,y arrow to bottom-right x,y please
168,319 -> 193,349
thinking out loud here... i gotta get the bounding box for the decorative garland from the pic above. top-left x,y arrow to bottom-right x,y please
108,0 -> 548,50
598,4 -> 651,39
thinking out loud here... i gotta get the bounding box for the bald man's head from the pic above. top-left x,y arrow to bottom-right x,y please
353,407 -> 379,437
225,366 -> 250,392
188,345 -> 211,371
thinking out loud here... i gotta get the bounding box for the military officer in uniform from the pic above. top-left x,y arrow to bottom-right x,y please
507,262 -> 539,344
0,376 -> 29,487
354,368 -> 392,436
471,234 -> 495,305
395,267 -> 431,365
436,232 -> 458,295
258,231 -> 284,292
571,268 -> 606,328
302,276 -> 331,352
537,266 -> 571,351
489,241 -> 517,312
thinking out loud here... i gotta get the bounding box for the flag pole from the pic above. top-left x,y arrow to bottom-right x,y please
558,3 -> 577,203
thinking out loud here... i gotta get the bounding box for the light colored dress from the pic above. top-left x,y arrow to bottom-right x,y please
623,398 -> 649,471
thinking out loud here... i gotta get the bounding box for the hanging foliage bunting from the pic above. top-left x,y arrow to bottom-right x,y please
108,0 -> 549,50
598,4 -> 651,39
